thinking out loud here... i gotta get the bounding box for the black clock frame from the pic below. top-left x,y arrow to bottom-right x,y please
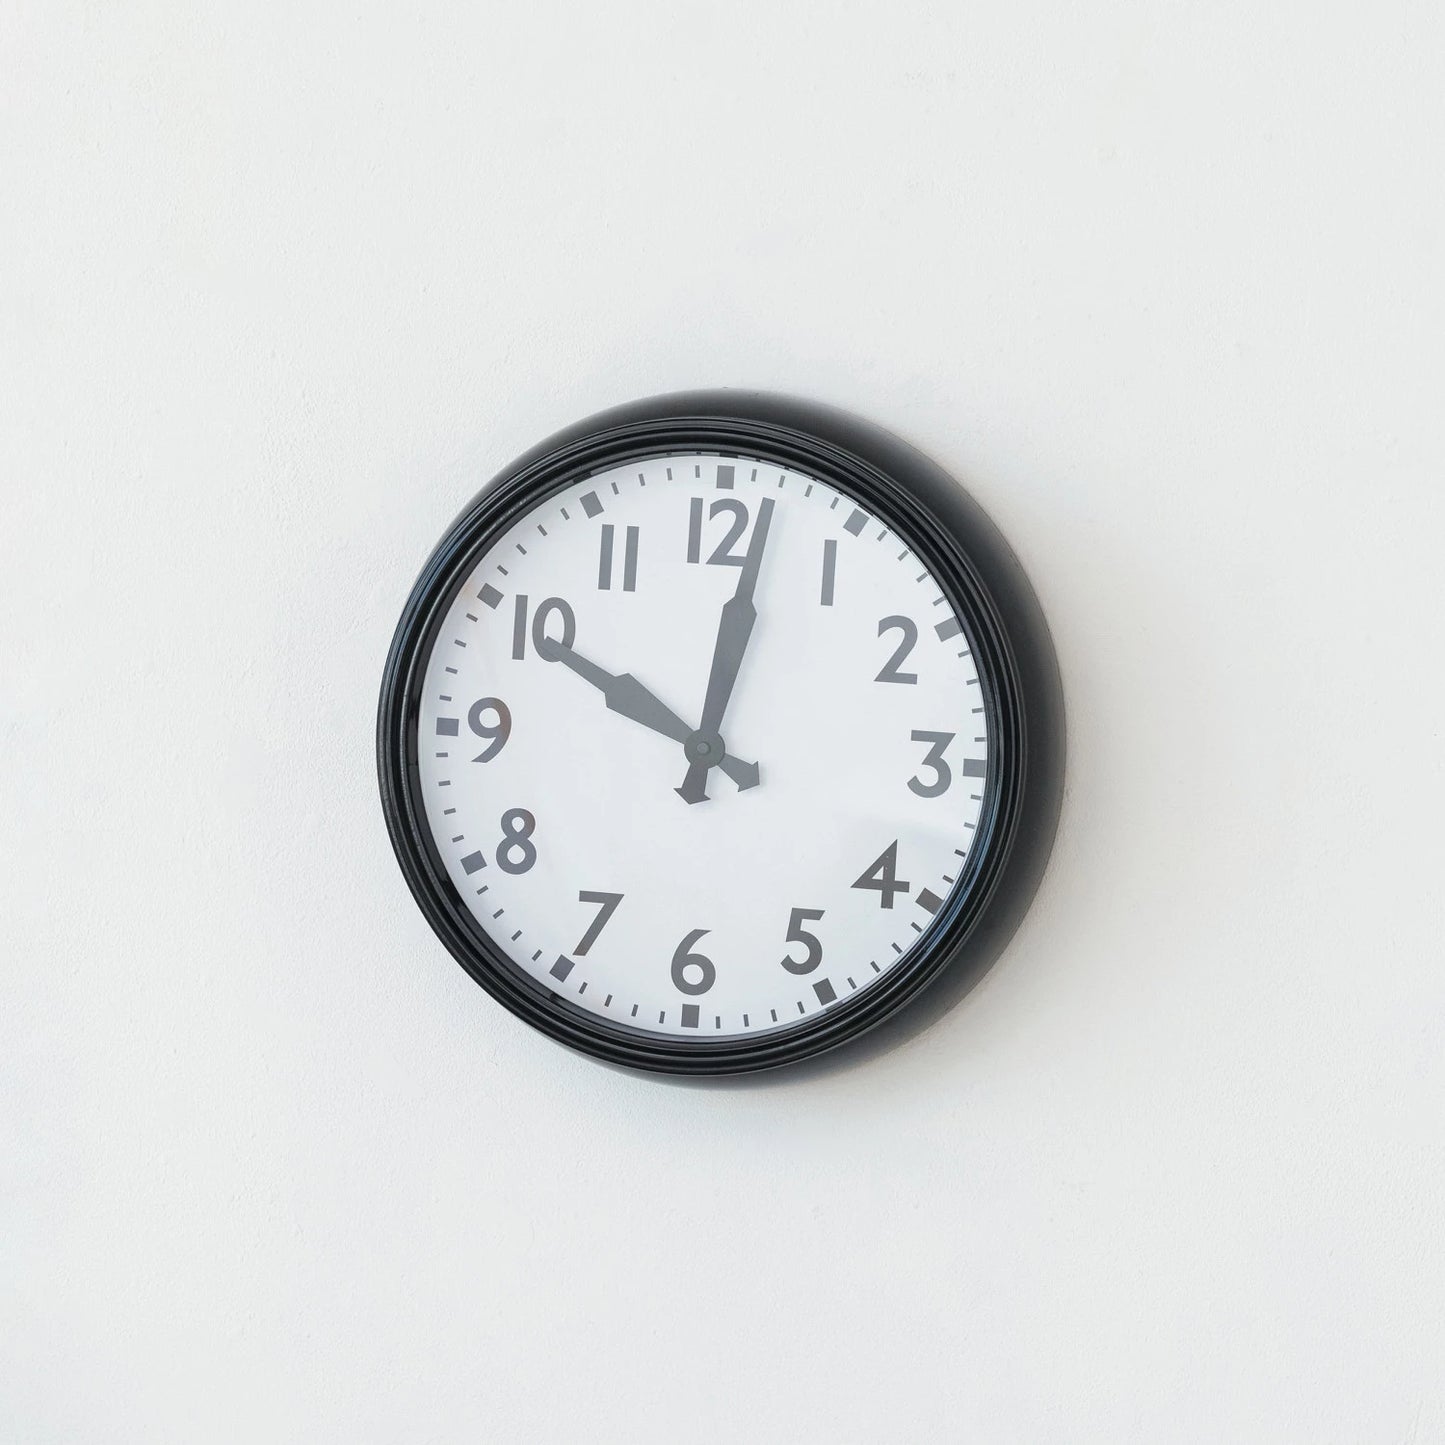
378,391 -> 1063,1075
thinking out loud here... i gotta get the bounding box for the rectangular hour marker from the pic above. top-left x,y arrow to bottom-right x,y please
820,539 -> 837,606
916,887 -> 944,914
935,616 -> 962,642
681,1003 -> 700,1028
716,464 -> 735,489
435,718 -> 459,736
844,508 -> 867,536
478,583 -> 503,609
580,490 -> 603,518
460,851 -> 487,875
549,955 -> 575,982
962,757 -> 987,777
813,978 -> 837,1005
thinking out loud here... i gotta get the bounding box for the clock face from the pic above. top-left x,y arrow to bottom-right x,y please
410,451 -> 991,1041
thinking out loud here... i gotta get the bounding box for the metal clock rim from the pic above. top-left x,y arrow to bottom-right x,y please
378,390 -> 1049,1075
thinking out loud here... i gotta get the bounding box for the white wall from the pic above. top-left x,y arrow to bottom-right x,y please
5,3 -> 1444,1441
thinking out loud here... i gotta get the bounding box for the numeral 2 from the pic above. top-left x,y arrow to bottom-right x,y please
875,616 -> 918,684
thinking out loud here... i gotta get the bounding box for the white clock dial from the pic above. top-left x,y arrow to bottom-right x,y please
415,453 -> 990,1039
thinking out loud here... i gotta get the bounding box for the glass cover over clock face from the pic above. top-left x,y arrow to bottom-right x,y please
414,453 -> 991,1040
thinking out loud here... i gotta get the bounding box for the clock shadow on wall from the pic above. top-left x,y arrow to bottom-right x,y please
377,391 -> 1065,1083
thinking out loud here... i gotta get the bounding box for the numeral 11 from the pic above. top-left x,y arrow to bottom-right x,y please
598,524 -> 639,591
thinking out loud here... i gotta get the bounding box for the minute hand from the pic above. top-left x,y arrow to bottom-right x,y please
677,495 -> 775,803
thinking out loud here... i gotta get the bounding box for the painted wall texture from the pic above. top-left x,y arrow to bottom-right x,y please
4,3 -> 1443,1440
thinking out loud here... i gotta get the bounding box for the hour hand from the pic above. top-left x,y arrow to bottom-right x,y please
540,640 -> 760,790
540,639 -> 692,744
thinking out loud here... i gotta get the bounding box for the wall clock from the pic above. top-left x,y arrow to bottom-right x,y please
378,392 -> 1062,1075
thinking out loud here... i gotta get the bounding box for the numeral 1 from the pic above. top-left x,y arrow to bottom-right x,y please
820,539 -> 837,606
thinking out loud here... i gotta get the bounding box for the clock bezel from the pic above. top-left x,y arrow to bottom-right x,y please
378,391 -> 1060,1075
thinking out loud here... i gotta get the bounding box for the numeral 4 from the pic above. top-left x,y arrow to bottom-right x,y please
853,841 -> 911,909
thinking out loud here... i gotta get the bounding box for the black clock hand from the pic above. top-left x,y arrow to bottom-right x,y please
541,638 -> 759,788
677,496 -> 775,804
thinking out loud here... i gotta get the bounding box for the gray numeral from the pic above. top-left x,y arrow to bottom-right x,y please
575,890 -> 623,955
780,907 -> 825,975
687,498 -> 749,566
670,928 -> 716,995
907,730 -> 955,797
512,595 -> 576,660
852,841 -> 910,909
598,525 -> 639,591
496,808 -> 536,874
467,698 -> 512,762
875,617 -> 918,684
820,539 -> 837,606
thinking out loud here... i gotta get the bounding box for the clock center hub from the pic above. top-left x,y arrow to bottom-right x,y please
684,731 -> 724,764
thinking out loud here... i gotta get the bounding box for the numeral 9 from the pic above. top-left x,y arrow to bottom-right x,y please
467,697 -> 512,762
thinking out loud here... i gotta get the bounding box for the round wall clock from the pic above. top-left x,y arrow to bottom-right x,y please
378,392 -> 1062,1075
